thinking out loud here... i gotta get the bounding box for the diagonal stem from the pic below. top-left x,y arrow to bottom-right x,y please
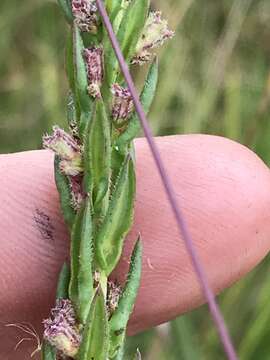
95,1 -> 238,359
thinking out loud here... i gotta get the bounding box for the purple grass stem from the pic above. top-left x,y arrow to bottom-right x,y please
95,1 -> 238,359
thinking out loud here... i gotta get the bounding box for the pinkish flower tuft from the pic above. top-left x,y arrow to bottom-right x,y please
72,0 -> 98,33
84,47 -> 104,98
111,83 -> 134,124
43,126 -> 83,176
43,299 -> 81,358
43,126 -> 80,160
132,11 -> 175,65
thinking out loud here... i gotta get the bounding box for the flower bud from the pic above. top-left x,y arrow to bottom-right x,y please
132,11 -> 174,65
59,159 -> 83,177
72,0 -> 98,33
43,126 -> 83,176
43,299 -> 81,358
84,47 -> 104,98
69,175 -> 84,210
111,83 -> 134,124
107,280 -> 122,315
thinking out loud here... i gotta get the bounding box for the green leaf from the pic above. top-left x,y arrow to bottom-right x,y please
42,341 -> 56,360
57,0 -> 73,24
54,156 -> 75,228
66,30 -> 75,95
56,262 -> 70,299
66,33 -> 81,128
84,99 -> 111,215
73,25 -> 93,136
109,239 -> 142,356
118,0 -> 149,61
116,58 -> 158,148
105,0 -> 150,84
78,288 -> 109,360
69,198 -> 94,323
96,155 -> 136,275
67,91 -> 77,126
105,0 -> 121,16
103,0 -> 125,67
139,57 -> 159,114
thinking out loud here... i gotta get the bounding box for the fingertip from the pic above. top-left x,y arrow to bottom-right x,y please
114,135 -> 270,334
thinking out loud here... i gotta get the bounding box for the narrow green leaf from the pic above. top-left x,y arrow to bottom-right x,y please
78,288 -> 109,360
79,111 -> 93,138
96,155 -> 136,275
109,239 -> 142,336
103,0 -> 124,64
57,0 -> 73,24
116,59 -> 158,148
105,0 -> 120,16
110,2 -> 123,27
73,25 -> 93,135
78,198 -> 94,321
105,0 -> 150,84
139,58 -> 159,114
56,262 -> 70,299
67,91 -> 77,126
118,0 -> 149,61
54,156 -> 75,228
69,198 -> 94,323
42,341 -> 56,360
73,25 -> 88,104
66,30 -> 75,95
84,99 -> 111,215
109,239 -> 142,357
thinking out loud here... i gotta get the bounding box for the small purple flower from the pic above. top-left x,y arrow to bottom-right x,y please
72,0 -> 98,33
132,11 -> 175,65
43,126 -> 83,176
84,47 -> 104,98
111,83 -> 134,124
43,299 -> 81,357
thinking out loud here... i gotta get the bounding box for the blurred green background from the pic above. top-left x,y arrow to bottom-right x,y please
1,0 -> 270,358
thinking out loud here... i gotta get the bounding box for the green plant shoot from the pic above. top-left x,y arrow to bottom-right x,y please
41,0 -> 174,358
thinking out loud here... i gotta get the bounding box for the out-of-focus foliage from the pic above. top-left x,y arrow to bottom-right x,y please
1,0 -> 270,359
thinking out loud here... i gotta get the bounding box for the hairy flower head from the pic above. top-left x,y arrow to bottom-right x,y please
111,83 -> 134,124
43,299 -> 81,358
107,280 -> 122,316
132,11 -> 174,65
84,47 -> 104,98
43,126 -> 83,176
72,0 -> 98,33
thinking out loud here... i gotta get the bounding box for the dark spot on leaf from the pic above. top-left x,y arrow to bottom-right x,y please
34,208 -> 55,242
114,328 -> 125,336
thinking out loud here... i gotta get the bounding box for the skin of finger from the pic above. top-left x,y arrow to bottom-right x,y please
0,135 -> 270,358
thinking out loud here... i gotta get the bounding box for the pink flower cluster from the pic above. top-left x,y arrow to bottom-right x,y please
83,47 -> 104,98
111,83 -> 134,124
72,0 -> 98,33
43,299 -> 81,357
132,11 -> 175,65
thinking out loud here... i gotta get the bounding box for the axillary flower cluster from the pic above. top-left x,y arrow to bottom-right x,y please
41,0 -> 173,359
